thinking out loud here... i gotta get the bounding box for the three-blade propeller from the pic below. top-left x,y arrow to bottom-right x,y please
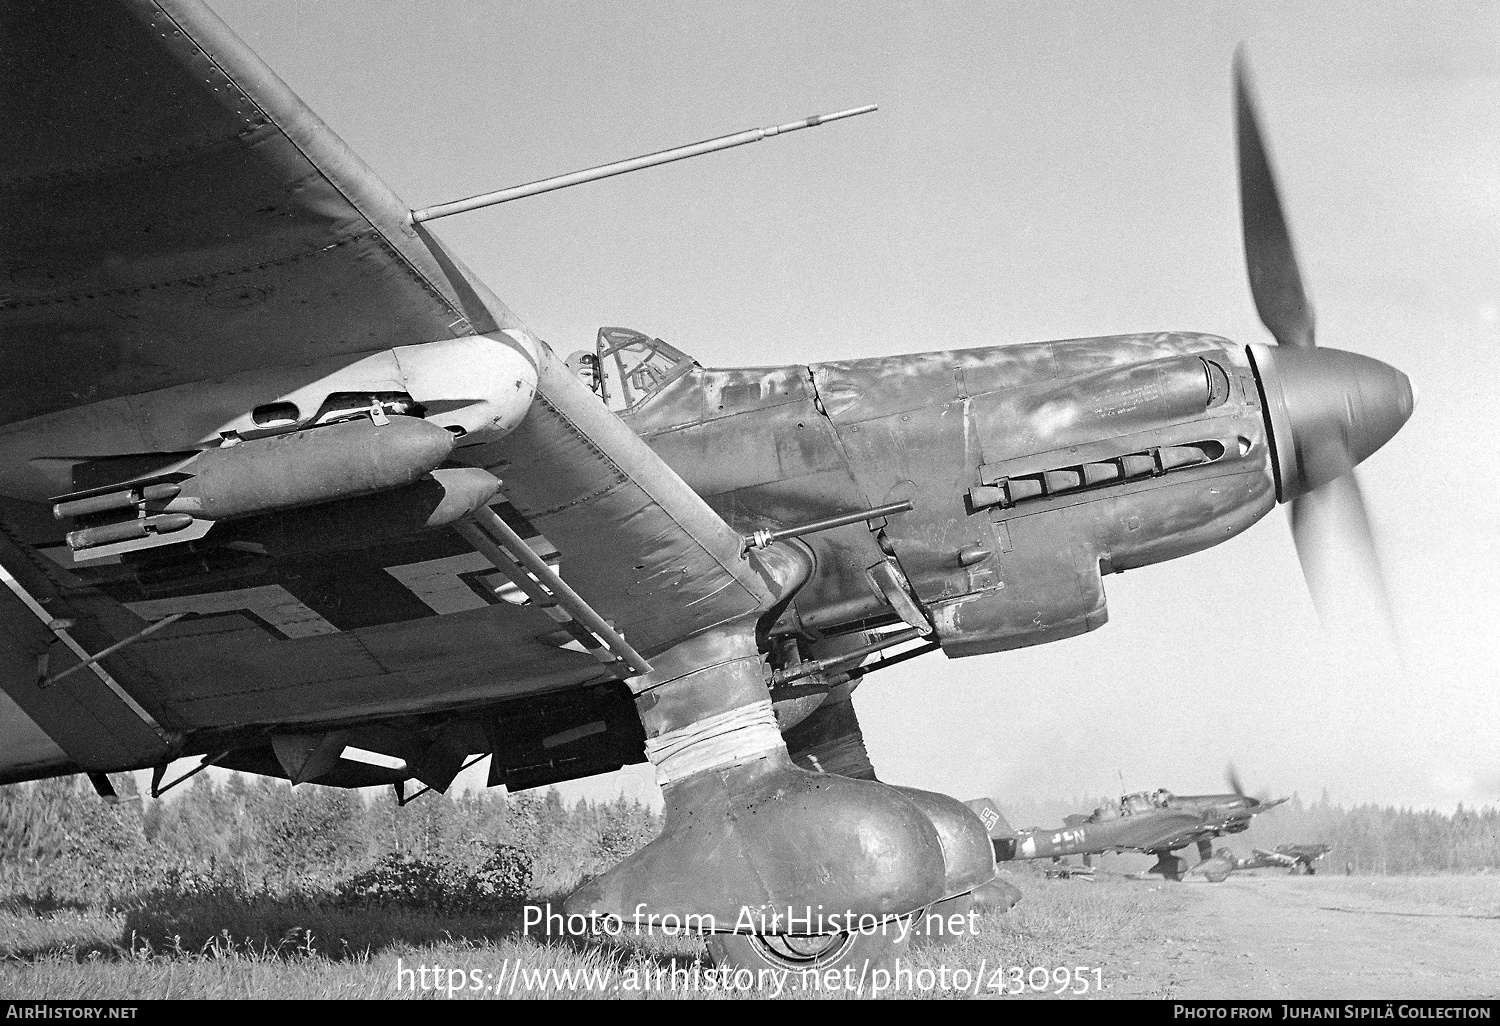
1234,51 -> 1410,641
1225,764 -> 1279,809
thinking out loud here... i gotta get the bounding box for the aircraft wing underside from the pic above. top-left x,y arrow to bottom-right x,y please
0,0 -> 774,785
0,0 -> 513,420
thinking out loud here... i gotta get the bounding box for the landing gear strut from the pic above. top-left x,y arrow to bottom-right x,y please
1147,851 -> 1189,881
564,626 -> 947,974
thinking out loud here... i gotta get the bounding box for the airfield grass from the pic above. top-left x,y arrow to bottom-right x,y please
0,868 -> 1182,1000
8,872 -> 1497,1000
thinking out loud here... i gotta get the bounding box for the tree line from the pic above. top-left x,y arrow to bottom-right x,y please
0,772 -> 658,904
2,774 -> 1494,907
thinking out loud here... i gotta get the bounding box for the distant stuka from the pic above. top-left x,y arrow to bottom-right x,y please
1189,842 -> 1334,882
967,786 -> 1286,881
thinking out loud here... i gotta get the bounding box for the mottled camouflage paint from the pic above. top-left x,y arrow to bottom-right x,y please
628,331 -> 1276,658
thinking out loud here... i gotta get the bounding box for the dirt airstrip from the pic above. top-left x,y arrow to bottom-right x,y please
1093,874 -> 1499,1000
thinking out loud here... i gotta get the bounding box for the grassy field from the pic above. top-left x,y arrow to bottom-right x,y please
6,776 -> 1496,999
7,867 -> 1498,999
1299,873 -> 1500,915
0,867 -> 1191,1000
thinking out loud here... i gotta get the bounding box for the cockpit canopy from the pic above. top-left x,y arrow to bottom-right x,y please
1091,788 -> 1176,820
592,327 -> 697,411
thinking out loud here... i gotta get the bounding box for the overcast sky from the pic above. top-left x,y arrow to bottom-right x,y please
207,0 -> 1500,812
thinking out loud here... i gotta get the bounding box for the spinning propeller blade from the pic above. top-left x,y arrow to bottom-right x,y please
1226,763 -> 1247,799
1226,764 -> 1277,807
1235,51 -> 1315,351
1234,50 -> 1413,638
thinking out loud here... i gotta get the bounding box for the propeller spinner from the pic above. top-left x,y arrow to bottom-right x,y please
1234,51 -> 1415,634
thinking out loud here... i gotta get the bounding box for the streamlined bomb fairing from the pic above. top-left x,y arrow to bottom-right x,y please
967,785 -> 1287,881
1187,847 -> 1241,883
0,1 -> 1412,973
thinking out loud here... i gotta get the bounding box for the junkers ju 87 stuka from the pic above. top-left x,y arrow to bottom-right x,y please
1188,842 -> 1334,883
0,1 -> 1411,974
1242,843 -> 1336,875
968,779 -> 1287,882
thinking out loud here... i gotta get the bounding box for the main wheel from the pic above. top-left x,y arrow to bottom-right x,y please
705,921 -> 910,976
